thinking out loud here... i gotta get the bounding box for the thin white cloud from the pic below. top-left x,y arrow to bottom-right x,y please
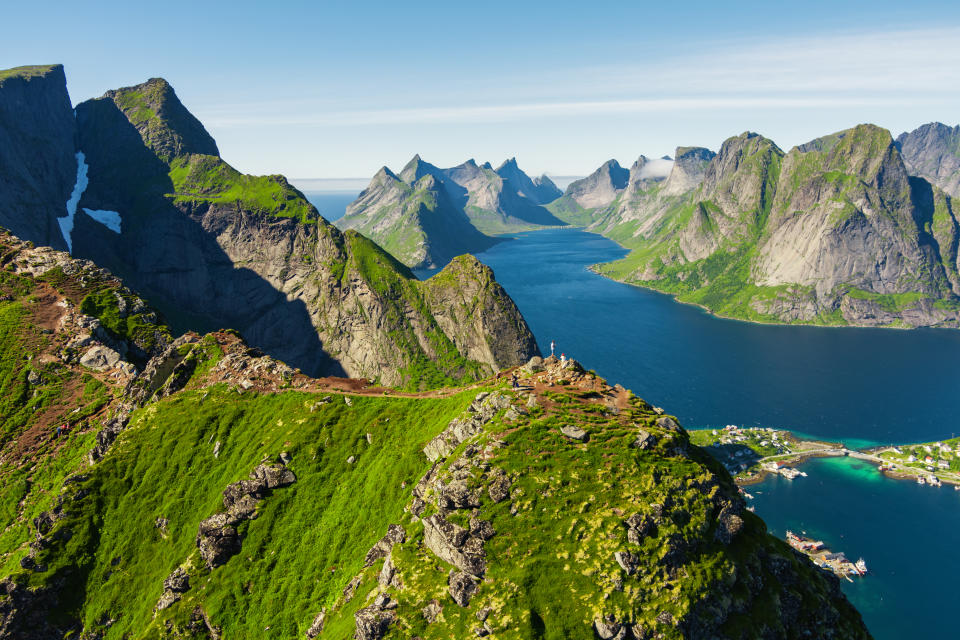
637,158 -> 674,180
197,26 -> 960,130
204,96 -> 930,128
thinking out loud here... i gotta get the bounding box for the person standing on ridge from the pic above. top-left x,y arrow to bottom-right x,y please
550,340 -> 555,357
560,353 -> 566,365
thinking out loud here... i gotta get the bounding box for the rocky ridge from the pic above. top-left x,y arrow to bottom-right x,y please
341,154 -> 564,252
0,65 -> 540,387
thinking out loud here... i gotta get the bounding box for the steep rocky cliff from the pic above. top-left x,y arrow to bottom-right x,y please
0,252 -> 871,638
494,157 -> 562,204
593,125 -> 960,328
0,67 -> 539,387
556,159 -> 630,211
0,65 -> 76,252
896,122 -> 960,198
336,164 -> 499,269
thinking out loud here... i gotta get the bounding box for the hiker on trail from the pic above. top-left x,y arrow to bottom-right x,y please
511,372 -> 519,389
55,423 -> 65,438
550,340 -> 555,356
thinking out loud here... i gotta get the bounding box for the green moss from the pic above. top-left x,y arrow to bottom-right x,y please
0,64 -> 60,83
167,155 -> 318,223
79,288 -> 172,359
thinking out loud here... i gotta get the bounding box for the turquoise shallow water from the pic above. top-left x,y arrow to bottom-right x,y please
749,457 -> 960,639
436,227 -> 960,639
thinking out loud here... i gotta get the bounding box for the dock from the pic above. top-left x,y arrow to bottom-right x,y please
786,531 -> 867,581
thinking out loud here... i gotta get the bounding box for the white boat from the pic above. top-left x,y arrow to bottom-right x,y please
855,558 -> 867,575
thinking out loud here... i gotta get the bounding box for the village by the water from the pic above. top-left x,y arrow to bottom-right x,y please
690,426 -> 960,581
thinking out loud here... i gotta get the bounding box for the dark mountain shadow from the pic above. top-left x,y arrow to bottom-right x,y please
73,96 -> 342,377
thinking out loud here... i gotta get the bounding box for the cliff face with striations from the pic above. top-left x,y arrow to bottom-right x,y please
0,65 -> 76,252
896,122 -> 960,198
0,250 -> 871,638
590,125 -> 960,329
0,67 -> 539,388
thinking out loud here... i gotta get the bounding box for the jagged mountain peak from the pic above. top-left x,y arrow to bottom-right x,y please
399,154 -> 443,184
99,77 -> 219,161
896,121 -> 960,198
373,165 -> 399,182
562,159 -> 631,210
495,156 -> 562,204
0,62 -> 75,252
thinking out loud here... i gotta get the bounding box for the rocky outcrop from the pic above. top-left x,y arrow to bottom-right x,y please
662,147 -> 716,196
897,122 -> 960,198
564,159 -> 629,210
196,462 -> 296,569
422,391 -> 511,461
316,357 -> 869,639
0,65 -> 75,252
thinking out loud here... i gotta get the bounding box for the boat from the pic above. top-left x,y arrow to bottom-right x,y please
855,558 -> 868,575
917,476 -> 926,485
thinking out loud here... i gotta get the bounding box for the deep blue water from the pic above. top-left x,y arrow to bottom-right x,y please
459,228 -> 960,445
418,227 -> 960,639
305,191 -> 358,221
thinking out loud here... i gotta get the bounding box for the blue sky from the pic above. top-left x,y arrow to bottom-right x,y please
4,0 -> 960,181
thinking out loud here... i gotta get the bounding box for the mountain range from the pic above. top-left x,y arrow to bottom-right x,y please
551,123 -> 960,329
337,155 -> 563,268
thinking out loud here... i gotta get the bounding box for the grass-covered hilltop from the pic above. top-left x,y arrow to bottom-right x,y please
0,64 -> 540,389
551,124 -> 960,329
0,231 -> 870,639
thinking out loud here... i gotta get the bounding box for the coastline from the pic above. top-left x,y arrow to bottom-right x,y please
581,252 -> 956,333
703,429 -> 960,488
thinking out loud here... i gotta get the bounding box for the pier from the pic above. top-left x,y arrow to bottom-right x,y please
786,531 -> 867,582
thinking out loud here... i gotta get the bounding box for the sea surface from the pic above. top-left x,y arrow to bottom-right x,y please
418,227 -> 960,639
305,191 -> 357,221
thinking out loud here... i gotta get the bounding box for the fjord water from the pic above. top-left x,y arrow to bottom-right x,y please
464,228 -> 960,445
428,227 -> 960,640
